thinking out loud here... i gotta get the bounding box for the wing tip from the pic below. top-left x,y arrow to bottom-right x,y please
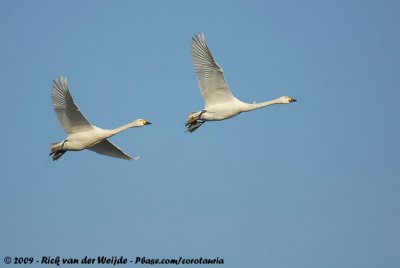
193,32 -> 205,43
52,75 -> 68,90
125,155 -> 140,161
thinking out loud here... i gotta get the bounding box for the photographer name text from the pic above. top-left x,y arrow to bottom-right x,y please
4,256 -> 224,266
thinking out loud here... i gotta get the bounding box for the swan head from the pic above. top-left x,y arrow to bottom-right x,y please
135,119 -> 152,126
278,96 -> 297,104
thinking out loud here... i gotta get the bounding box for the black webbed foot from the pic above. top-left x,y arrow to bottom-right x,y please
185,120 -> 205,133
52,150 -> 66,161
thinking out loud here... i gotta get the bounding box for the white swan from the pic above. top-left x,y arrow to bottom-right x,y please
186,32 -> 297,132
50,76 -> 151,161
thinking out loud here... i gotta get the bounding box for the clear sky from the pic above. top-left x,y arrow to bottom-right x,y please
1,0 -> 399,267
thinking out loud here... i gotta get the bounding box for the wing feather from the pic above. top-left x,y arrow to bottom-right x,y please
52,76 -> 93,134
191,33 -> 234,107
87,140 -> 132,160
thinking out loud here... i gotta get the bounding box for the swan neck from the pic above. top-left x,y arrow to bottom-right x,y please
243,99 -> 280,112
107,122 -> 137,137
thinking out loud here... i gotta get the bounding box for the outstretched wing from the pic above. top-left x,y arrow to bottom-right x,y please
52,76 -> 93,134
87,139 -> 132,160
191,32 -> 234,107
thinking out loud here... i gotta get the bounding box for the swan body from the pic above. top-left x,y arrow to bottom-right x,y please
186,33 -> 297,133
50,76 -> 151,161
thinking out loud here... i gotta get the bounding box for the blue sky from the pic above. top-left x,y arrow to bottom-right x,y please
1,0 -> 399,267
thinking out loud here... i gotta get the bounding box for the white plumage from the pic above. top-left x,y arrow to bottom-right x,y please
186,32 -> 297,133
50,76 -> 151,160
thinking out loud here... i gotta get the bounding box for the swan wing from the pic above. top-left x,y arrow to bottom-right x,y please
52,76 -> 93,134
87,140 -> 132,160
192,32 -> 234,107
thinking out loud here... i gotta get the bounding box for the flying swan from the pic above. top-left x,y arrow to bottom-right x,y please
50,76 -> 151,161
186,32 -> 297,133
